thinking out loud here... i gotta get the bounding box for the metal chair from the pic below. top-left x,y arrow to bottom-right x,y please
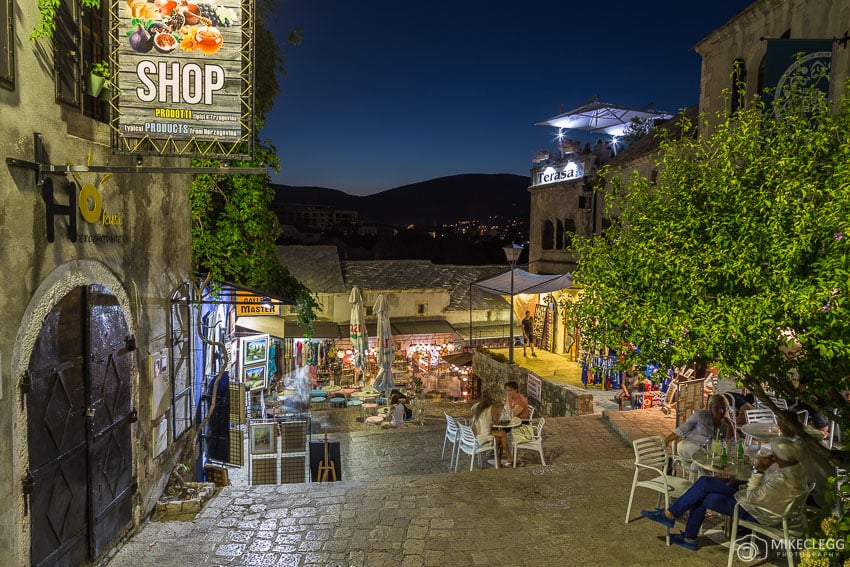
454,423 -> 498,471
726,485 -> 813,567
625,436 -> 692,544
744,408 -> 777,447
512,417 -> 546,467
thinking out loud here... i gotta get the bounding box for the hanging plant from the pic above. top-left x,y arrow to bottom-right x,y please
33,0 -> 101,40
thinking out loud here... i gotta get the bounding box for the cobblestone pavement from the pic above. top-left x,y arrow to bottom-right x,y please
107,398 -> 766,567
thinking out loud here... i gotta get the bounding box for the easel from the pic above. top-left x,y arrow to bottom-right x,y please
317,433 -> 337,482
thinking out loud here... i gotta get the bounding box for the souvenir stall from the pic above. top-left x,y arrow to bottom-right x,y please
471,269 -> 575,356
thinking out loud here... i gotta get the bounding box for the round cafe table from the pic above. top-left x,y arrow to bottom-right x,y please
740,422 -> 783,440
491,417 -> 522,431
691,449 -> 752,481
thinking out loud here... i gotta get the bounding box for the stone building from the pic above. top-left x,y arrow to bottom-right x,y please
695,0 -> 850,119
1,2 -> 197,565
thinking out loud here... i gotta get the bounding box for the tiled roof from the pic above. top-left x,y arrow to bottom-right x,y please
344,260 -> 509,312
276,245 -> 347,293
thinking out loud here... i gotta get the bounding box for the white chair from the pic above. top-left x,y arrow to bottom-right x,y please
441,413 -> 461,468
454,423 -> 498,471
526,405 -> 535,422
726,486 -> 813,567
625,436 -> 692,545
512,417 -> 545,467
744,408 -> 778,447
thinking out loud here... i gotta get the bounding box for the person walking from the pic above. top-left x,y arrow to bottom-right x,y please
521,311 -> 536,357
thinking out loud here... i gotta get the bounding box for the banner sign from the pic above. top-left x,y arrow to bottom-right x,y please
235,292 -> 280,316
764,39 -> 832,117
115,0 -> 251,154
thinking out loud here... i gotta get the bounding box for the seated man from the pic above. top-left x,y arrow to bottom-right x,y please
640,437 -> 807,550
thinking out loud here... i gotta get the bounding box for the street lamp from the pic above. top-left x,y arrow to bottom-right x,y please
502,243 -> 523,363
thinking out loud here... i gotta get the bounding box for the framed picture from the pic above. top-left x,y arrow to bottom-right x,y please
241,335 -> 269,366
250,423 -> 276,455
243,364 -> 267,391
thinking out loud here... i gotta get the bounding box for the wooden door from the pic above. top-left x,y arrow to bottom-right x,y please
27,285 -> 134,566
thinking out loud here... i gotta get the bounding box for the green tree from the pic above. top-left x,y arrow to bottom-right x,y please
573,78 -> 850,455
190,1 -> 316,325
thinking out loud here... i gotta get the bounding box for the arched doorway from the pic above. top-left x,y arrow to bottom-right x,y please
25,284 -> 135,566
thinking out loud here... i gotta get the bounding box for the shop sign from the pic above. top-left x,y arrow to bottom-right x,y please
42,177 -> 124,244
116,0 -> 247,149
235,292 -> 279,316
532,161 -> 584,187
527,373 -> 541,405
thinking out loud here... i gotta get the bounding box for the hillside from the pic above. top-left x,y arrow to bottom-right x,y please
271,173 -> 530,226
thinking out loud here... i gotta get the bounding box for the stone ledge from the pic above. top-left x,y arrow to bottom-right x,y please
152,482 -> 216,522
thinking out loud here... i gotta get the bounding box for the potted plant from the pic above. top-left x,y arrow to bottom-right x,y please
86,61 -> 109,97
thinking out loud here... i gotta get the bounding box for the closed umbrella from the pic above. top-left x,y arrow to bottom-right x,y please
372,293 -> 394,402
348,286 -> 368,385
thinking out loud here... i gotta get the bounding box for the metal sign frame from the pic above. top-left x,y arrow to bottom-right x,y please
107,0 -> 256,160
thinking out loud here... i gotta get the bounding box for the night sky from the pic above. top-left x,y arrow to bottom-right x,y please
264,1 -> 755,195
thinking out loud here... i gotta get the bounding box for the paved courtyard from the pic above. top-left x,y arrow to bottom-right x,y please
105,400 -> 780,566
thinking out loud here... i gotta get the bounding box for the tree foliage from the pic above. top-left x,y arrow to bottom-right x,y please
573,77 -> 850,451
190,1 -> 317,325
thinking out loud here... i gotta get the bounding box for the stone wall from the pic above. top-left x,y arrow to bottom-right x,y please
472,350 -> 594,417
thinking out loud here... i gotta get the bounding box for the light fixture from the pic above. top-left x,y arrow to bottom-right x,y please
135,155 -> 143,166
502,243 -> 524,364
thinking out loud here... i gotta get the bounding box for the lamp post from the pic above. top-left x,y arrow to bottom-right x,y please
502,243 -> 523,363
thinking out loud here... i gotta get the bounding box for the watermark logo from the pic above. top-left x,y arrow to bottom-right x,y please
735,534 -> 769,562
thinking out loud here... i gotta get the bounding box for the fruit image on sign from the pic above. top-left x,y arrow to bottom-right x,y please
124,0 -> 236,56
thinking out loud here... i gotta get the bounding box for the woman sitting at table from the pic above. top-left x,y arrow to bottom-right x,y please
641,437 -> 807,551
382,394 -> 406,428
471,391 -> 512,466
664,393 -> 736,479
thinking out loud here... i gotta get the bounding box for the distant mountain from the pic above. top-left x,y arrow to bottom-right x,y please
271,173 -> 530,227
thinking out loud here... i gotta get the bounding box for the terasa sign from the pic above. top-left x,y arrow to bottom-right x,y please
532,161 -> 584,187
42,177 -> 123,243
117,0 -> 244,142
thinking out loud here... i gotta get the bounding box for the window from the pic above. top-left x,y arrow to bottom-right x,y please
417,303 -> 427,316
541,220 -> 554,250
731,58 -> 747,114
555,219 -> 564,250
0,0 -> 13,89
365,306 -> 374,317
55,0 -> 109,122
563,218 -> 576,250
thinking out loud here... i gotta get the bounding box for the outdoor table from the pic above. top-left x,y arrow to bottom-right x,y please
323,385 -> 342,394
740,422 -> 782,441
346,398 -> 363,407
310,389 -> 326,397
491,417 -> 522,431
340,388 -> 356,397
365,415 -> 384,427
329,396 -> 347,408
362,402 -> 378,414
691,449 -> 752,482
310,396 -> 327,405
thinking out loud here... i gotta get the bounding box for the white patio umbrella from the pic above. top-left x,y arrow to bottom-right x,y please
348,286 -> 368,385
371,293 -> 394,402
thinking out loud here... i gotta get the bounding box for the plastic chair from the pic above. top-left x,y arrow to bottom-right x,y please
625,436 -> 692,539
441,413 -> 460,467
512,417 -> 546,467
454,423 -> 498,471
744,408 -> 777,447
726,486 -> 813,567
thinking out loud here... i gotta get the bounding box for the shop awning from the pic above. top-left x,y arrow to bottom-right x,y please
442,352 -> 472,367
236,317 -> 342,339
472,269 -> 574,296
455,322 -> 513,340
390,319 -> 459,336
